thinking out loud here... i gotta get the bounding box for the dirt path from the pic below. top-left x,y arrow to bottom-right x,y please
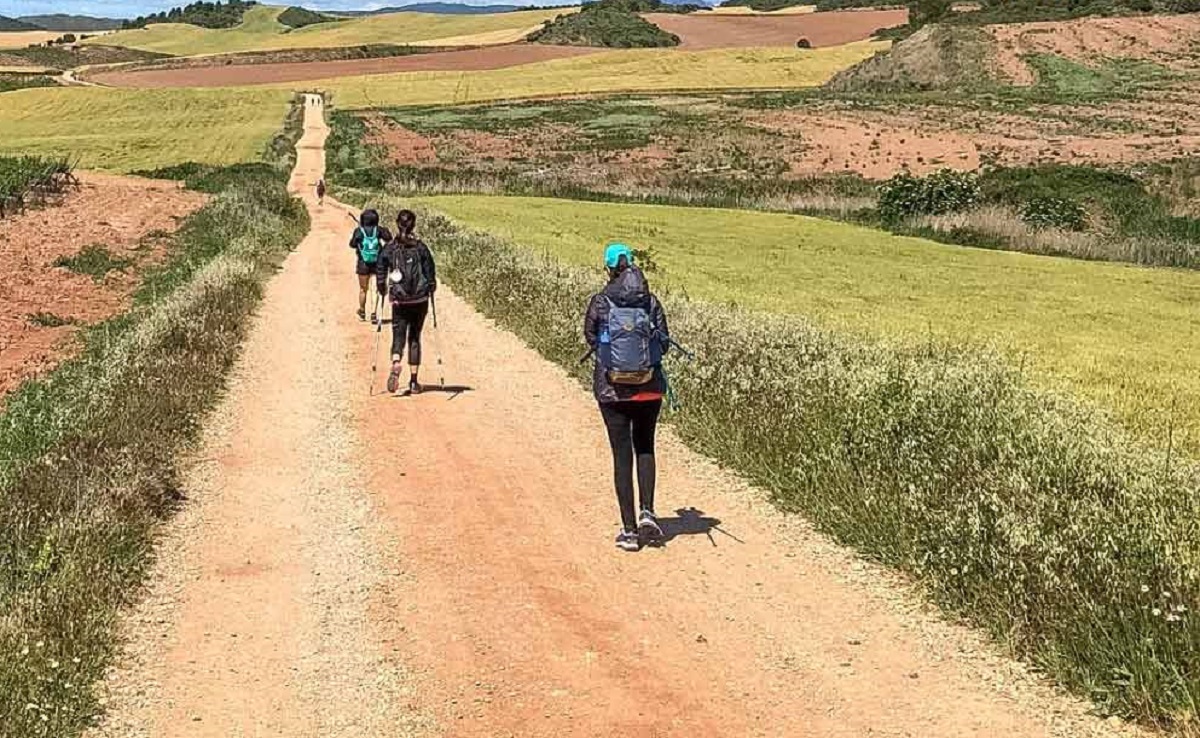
90,96 -> 1145,738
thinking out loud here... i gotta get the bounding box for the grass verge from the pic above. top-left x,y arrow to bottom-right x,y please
0,166 -> 308,737
350,188 -> 1200,729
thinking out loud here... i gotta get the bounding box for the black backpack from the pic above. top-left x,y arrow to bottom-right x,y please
388,243 -> 433,303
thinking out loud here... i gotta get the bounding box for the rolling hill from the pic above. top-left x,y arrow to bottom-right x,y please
344,3 -> 527,13
17,14 -> 124,31
0,15 -> 41,31
90,5 -> 570,55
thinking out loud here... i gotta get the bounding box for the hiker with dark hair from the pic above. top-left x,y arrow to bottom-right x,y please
316,178 -> 326,206
349,208 -> 391,324
584,243 -> 670,552
377,209 -> 437,395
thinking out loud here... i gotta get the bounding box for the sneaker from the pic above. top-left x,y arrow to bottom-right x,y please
615,530 -> 640,552
356,308 -> 366,322
370,312 -> 378,325
638,510 -> 663,541
386,366 -> 402,394
408,377 -> 422,395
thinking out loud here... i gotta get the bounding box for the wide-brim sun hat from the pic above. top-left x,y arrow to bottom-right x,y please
604,242 -> 633,269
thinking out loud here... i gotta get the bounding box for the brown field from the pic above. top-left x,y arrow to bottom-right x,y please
0,172 -> 206,398
0,31 -> 62,49
988,14 -> 1200,84
88,44 -> 601,88
644,7 -> 907,49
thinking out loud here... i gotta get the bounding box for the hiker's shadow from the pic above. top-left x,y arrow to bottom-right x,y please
649,507 -> 743,548
390,384 -> 474,400
422,384 -> 473,400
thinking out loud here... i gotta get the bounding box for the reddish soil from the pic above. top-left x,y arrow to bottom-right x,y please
987,14 -> 1200,84
748,110 -> 980,178
88,44 -> 601,89
644,7 -> 908,49
365,114 -> 439,165
748,84 -> 1200,178
0,172 -> 206,399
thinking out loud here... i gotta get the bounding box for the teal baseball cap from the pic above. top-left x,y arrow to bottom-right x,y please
604,242 -> 633,269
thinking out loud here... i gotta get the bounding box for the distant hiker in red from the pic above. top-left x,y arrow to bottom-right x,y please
378,209 -> 437,395
349,209 -> 391,324
316,178 -> 326,206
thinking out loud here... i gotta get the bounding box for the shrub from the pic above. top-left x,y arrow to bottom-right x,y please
347,193 -> 1200,729
530,1 -> 683,47
123,0 -> 257,29
0,156 -> 74,219
277,6 -> 336,28
0,74 -> 57,94
1019,196 -> 1087,231
54,245 -> 132,281
796,37 -> 812,49
877,168 -> 980,221
27,312 -> 74,328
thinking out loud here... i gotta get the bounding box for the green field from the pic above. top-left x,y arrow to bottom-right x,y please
91,5 -> 569,56
317,42 -> 885,108
418,194 -> 1200,451
0,86 -> 291,171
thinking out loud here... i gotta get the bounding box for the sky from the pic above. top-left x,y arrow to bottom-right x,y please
0,0 -> 553,18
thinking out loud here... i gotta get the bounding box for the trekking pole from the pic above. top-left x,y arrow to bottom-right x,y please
667,336 -> 696,361
431,295 -> 445,387
368,293 -> 384,396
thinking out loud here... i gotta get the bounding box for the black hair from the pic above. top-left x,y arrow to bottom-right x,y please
360,209 -> 379,228
607,253 -> 630,279
397,209 -> 417,243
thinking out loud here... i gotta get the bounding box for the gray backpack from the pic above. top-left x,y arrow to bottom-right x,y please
598,297 -> 663,385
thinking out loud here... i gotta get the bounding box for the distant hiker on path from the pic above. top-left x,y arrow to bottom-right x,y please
349,208 -> 390,323
378,209 -> 437,395
584,244 -> 670,552
316,178 -> 326,206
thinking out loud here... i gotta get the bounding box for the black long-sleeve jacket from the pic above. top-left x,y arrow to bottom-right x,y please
376,238 -> 437,303
584,266 -> 669,403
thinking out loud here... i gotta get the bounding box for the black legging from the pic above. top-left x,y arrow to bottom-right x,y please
391,301 -> 428,365
599,399 -> 662,532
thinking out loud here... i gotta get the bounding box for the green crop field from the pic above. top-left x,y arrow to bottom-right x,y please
0,86 -> 292,171
90,5 -> 570,56
317,42 -> 885,108
417,194 -> 1200,451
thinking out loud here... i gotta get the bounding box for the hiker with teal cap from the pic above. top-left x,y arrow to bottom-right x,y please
584,242 -> 671,552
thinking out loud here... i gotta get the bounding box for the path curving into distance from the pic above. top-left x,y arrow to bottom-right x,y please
86,95 -> 1146,738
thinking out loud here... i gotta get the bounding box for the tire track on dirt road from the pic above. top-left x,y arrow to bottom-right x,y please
89,96 -> 1144,737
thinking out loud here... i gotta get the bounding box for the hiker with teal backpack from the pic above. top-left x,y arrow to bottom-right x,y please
377,209 -> 437,395
349,209 -> 391,323
584,244 -> 670,552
